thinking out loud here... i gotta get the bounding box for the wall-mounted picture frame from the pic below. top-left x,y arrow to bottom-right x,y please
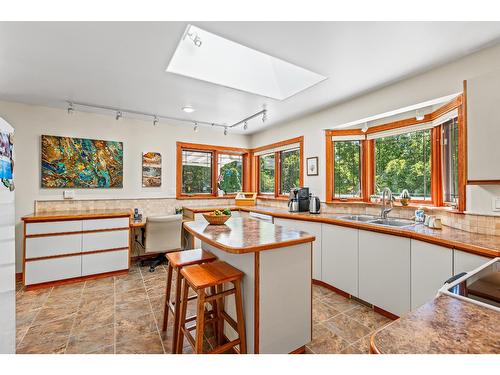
142,152 -> 162,187
306,156 -> 318,176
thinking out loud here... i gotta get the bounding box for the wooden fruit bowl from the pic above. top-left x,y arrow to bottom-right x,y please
202,213 -> 231,225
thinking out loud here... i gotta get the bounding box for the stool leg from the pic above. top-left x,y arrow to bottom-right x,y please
195,289 -> 206,354
216,284 -> 224,346
162,263 -> 173,332
176,278 -> 190,354
234,279 -> 247,354
209,286 -> 218,343
171,267 -> 183,353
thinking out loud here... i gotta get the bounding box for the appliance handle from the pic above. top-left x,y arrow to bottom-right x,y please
443,272 -> 467,285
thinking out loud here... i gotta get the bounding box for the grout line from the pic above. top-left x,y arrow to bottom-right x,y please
63,283 -> 85,354
16,286 -> 54,351
139,263 -> 167,354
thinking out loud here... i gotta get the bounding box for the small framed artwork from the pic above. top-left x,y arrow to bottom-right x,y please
306,157 -> 318,176
142,152 -> 162,187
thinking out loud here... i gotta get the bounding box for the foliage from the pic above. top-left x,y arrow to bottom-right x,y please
219,160 -> 242,193
280,149 -> 300,194
334,141 -> 361,197
259,154 -> 275,193
182,165 -> 211,194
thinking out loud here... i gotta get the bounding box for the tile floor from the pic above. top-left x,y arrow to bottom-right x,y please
15,262 -> 392,354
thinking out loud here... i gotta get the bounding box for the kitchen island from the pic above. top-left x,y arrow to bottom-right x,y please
183,217 -> 315,354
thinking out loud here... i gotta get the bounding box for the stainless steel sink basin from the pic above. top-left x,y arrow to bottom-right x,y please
339,215 -> 380,222
368,218 -> 415,227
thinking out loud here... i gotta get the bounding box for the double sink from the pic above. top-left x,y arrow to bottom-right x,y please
339,215 -> 416,228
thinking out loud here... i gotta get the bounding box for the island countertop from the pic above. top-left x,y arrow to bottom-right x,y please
370,294 -> 500,354
183,216 -> 315,254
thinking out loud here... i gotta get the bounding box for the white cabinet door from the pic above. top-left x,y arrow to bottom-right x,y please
321,224 -> 358,296
25,233 -> 82,259
81,249 -> 129,276
359,230 -> 411,317
411,240 -> 452,310
26,220 -> 82,235
273,217 -> 321,280
453,250 -> 490,275
82,217 -> 130,231
467,69 -> 500,180
82,230 -> 129,253
25,256 -> 82,285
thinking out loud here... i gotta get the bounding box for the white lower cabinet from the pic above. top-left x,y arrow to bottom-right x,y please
321,224 -> 358,296
358,230 -> 411,317
410,240 -> 452,310
453,250 -> 490,275
82,249 -> 129,276
273,217 -> 322,280
25,256 -> 82,285
25,233 -> 82,259
82,230 -> 129,252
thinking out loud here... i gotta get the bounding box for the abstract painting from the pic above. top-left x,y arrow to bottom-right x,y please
41,135 -> 123,188
0,131 -> 14,190
142,152 -> 161,187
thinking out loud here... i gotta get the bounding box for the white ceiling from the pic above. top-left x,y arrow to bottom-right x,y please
1,21 -> 500,134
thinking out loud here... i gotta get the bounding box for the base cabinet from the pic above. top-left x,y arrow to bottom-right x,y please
359,230 -> 411,317
273,217 -> 322,280
25,256 -> 82,285
411,240 -> 452,310
321,224 -> 358,296
453,250 -> 490,275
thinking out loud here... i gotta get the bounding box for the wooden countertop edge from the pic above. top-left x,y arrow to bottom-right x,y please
183,221 -> 315,254
22,211 -> 132,222
369,334 -> 382,354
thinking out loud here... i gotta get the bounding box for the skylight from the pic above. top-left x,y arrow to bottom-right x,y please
166,24 -> 327,100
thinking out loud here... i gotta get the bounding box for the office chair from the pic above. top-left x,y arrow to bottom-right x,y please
140,214 -> 183,272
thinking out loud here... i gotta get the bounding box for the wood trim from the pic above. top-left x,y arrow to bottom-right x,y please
326,129 -> 365,137
25,226 -> 130,238
458,83 -> 468,212
431,126 -> 443,206
26,247 -> 129,262
254,251 -> 260,354
175,141 -> 250,154
25,269 -> 129,291
251,136 -> 303,154
432,95 -> 463,119
467,180 -> 500,185
289,345 -> 306,354
312,279 -> 351,298
365,114 -> 433,135
22,212 -> 132,223
16,272 -> 22,282
373,305 -> 399,320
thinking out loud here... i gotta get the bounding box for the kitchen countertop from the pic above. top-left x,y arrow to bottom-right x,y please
22,209 -> 132,222
183,216 -> 315,254
183,205 -> 500,258
370,294 -> 500,354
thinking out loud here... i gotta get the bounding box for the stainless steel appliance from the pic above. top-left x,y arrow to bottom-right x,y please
297,187 -> 310,212
288,188 -> 299,212
439,257 -> 500,312
309,195 -> 321,214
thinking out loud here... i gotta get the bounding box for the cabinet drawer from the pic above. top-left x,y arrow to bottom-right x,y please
25,256 -> 82,285
82,217 -> 130,231
82,230 -> 129,253
453,250 -> 490,275
25,233 -> 82,259
26,220 -> 82,235
82,249 -> 129,276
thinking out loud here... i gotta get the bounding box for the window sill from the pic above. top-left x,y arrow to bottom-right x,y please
257,195 -> 289,201
325,200 -> 463,212
176,195 -> 237,200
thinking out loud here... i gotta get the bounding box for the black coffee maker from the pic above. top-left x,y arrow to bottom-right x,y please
297,187 -> 310,212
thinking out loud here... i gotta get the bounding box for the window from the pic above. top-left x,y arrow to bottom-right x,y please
333,140 -> 362,198
375,129 -> 431,200
177,142 -> 249,198
442,117 -> 459,205
280,148 -> 300,194
181,150 -> 213,194
218,154 -> 243,194
259,153 -> 275,194
255,136 -> 303,197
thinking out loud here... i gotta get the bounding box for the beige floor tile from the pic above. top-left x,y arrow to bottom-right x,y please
87,345 -> 114,354
323,314 -> 372,344
66,324 -> 114,354
114,278 -> 144,294
321,293 -> 361,313
115,332 -> 164,354
348,305 -> 392,331
115,312 -> 158,343
17,316 -> 74,354
72,306 -> 114,335
115,287 -> 148,304
115,300 -> 152,320
313,300 -> 341,323
306,330 -> 350,354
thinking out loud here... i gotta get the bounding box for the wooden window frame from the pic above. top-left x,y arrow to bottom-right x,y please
252,136 -> 304,200
176,142 -> 250,199
325,95 -> 466,211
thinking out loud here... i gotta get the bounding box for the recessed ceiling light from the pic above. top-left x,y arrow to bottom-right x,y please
182,106 -> 195,113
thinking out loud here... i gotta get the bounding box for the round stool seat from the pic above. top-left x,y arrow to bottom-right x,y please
166,249 -> 217,268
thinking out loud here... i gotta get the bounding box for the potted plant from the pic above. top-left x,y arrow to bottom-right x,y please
400,189 -> 411,206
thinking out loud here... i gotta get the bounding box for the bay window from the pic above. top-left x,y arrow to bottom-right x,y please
333,140 -> 362,198
441,117 -> 459,205
259,153 -> 275,194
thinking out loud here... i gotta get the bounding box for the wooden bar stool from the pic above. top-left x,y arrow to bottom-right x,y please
177,261 -> 247,354
162,249 -> 217,353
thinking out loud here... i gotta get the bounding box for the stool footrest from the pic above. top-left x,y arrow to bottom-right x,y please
205,287 -> 235,303
209,339 -> 241,354
221,310 -> 238,332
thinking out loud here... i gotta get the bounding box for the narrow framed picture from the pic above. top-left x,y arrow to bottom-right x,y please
306,156 -> 318,176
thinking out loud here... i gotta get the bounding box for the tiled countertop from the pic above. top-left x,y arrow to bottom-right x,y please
183,216 -> 315,254
370,294 -> 500,354
183,205 -> 500,258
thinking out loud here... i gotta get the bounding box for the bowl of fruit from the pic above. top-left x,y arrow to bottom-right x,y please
202,209 -> 232,225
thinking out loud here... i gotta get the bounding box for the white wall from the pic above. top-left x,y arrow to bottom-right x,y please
0,100 -> 250,273
250,42 -> 500,214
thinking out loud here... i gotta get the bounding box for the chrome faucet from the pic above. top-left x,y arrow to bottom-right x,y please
380,187 -> 394,219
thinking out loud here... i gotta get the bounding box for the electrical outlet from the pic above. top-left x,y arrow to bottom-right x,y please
492,197 -> 500,212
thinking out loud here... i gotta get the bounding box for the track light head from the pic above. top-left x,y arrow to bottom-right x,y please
243,121 -> 248,131
415,110 -> 424,121
194,122 -> 198,132
262,110 -> 267,123
67,102 -> 74,115
224,127 -> 228,136
153,116 -> 159,126
115,111 -> 122,121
